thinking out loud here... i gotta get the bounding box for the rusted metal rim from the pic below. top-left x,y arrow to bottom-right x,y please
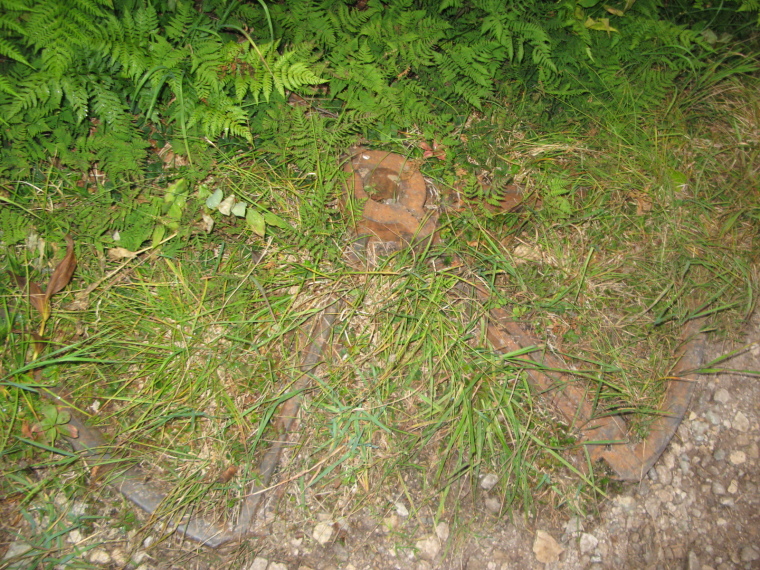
479,295 -> 707,480
341,148 -> 438,259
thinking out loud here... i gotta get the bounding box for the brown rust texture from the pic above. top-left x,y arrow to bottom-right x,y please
342,149 -> 438,250
479,287 -> 706,480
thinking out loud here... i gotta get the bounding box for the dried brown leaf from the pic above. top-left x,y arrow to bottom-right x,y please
11,272 -> 26,291
62,424 -> 79,439
28,281 -> 47,315
216,465 -> 238,483
21,421 -> 33,439
107,247 -> 138,261
45,235 -> 76,299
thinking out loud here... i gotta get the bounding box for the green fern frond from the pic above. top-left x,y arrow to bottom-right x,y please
0,74 -> 17,97
0,35 -> 29,66
165,1 -> 195,41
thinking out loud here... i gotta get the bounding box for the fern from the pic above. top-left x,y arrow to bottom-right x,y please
0,0 -> 755,184
0,0 -> 327,181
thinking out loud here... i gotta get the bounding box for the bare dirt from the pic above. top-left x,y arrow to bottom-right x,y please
2,313 -> 759,570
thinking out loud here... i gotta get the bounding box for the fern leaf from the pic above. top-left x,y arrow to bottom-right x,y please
0,37 -> 30,65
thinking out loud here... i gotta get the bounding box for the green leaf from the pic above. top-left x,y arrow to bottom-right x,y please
246,209 -> 266,237
263,212 -> 291,230
206,189 -> 224,209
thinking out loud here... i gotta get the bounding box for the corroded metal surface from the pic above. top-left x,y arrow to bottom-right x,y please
342,148 -> 438,254
480,300 -> 706,479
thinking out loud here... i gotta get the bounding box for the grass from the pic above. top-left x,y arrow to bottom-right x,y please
1,72 -> 758,565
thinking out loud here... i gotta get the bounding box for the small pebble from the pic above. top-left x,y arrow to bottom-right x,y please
727,480 -> 738,494
110,548 -> 128,566
705,409 -> 721,426
313,521 -> 334,546
579,533 -> 599,555
484,496 -> 501,514
564,516 -> 584,538
713,388 -> 730,404
733,411 -> 750,432
729,450 -> 746,465
687,550 -> 699,570
415,535 -> 441,560
88,549 -> 110,564
480,473 -> 499,490
247,558 -> 269,570
435,522 -> 450,543
655,464 -> 673,485
712,481 -> 726,496
741,546 -> 760,562
616,496 -> 636,512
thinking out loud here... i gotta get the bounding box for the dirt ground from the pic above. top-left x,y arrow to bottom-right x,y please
2,311 -> 759,570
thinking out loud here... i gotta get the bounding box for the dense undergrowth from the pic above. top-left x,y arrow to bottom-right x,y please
1,0 -> 759,566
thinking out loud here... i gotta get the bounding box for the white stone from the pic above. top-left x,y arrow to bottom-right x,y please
269,563 -> 288,570
395,502 -> 409,517
727,479 -> 739,494
312,521 -> 334,546
246,557 -> 269,570
88,550 -> 111,564
729,450 -> 747,465
579,533 -> 599,555
533,530 -> 564,564
713,388 -> 730,404
480,473 -> 499,490
415,535 -> 441,560
435,522 -> 450,542
733,411 -> 750,432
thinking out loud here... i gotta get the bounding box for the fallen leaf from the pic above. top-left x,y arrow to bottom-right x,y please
216,465 -> 238,483
205,188 -> 223,209
108,247 -> 138,261
27,281 -> 46,315
512,244 -> 544,264
201,213 -> 214,233
218,195 -> 236,216
231,201 -> 247,217
246,209 -> 266,237
46,235 -> 77,298
21,421 -> 33,439
533,530 -> 564,564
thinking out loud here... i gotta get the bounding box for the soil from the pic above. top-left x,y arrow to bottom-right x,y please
2,312 -> 759,570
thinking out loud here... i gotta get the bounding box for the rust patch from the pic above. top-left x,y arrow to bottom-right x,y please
342,148 -> 438,257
